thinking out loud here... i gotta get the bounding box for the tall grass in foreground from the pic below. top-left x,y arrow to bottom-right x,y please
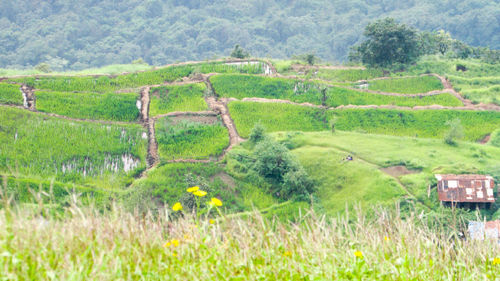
0,199 -> 498,280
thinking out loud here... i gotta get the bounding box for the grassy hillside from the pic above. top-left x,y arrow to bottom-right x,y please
228,101 -> 500,141
212,74 -> 460,107
277,131 -> 500,213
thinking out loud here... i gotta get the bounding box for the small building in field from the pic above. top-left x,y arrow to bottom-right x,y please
435,174 -> 496,208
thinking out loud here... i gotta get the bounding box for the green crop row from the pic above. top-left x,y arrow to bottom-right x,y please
7,61 -> 268,93
155,118 -> 229,160
149,83 -> 208,117
0,107 -> 147,186
316,68 -> 385,82
212,74 -> 461,107
36,91 -> 140,121
364,76 -> 444,94
228,102 -> 329,138
0,83 -> 23,105
228,101 -> 500,141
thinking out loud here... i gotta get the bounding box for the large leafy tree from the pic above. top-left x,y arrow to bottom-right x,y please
351,18 -> 421,68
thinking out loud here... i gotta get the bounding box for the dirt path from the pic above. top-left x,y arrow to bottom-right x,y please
146,119 -> 159,168
479,134 -> 491,144
204,75 -> 245,152
139,87 -> 150,122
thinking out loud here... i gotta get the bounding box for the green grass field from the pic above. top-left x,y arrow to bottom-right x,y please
212,74 -> 460,107
0,83 -> 23,105
228,101 -> 500,141
6,61 -> 268,93
0,107 -> 147,187
36,91 -> 140,121
228,101 -> 329,138
281,131 -> 500,212
365,76 -> 443,94
155,118 -> 229,160
5,203 -> 498,280
317,68 -> 385,82
326,87 -> 461,107
149,83 -> 208,116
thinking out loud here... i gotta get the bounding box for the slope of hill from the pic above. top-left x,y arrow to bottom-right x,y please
0,57 -> 499,220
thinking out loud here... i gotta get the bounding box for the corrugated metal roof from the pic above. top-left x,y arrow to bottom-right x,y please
435,174 -> 496,203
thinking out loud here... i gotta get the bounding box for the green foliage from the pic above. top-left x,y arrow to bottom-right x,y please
149,83 -> 208,117
8,65 -> 194,93
331,109 -> 500,142
212,74 -> 459,107
36,91 -> 140,121
0,83 -> 23,105
366,76 -> 443,94
316,68 -> 384,82
444,118 -> 464,145
0,107 -> 147,186
228,102 -> 329,138
230,44 -> 250,59
155,118 -> 229,160
325,87 -> 461,107
351,18 -> 421,68
8,62 -> 267,93
229,102 -> 500,141
248,123 -> 267,144
490,129 -> 500,147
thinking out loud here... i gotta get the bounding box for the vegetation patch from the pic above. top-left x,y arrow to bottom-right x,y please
331,109 -> 500,142
227,101 -> 329,138
326,87 -> 461,107
317,68 -> 384,82
212,74 -> 459,107
0,83 -> 23,105
229,102 -> 500,141
36,91 -> 140,121
366,76 -> 443,94
0,107 -> 147,187
149,83 -> 208,116
155,118 -> 229,160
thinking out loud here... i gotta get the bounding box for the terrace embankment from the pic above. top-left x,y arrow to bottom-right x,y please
20,85 -> 36,110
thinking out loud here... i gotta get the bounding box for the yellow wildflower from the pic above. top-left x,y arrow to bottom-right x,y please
384,236 -> 390,241
171,239 -> 180,247
283,251 -> 292,258
187,186 -> 199,193
163,242 -> 171,247
172,202 -> 182,211
193,190 -> 207,197
209,219 -> 215,224
210,197 -> 223,207
493,257 -> 500,265
354,250 -> 363,259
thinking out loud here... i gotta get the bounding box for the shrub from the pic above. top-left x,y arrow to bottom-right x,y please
444,118 -> 464,145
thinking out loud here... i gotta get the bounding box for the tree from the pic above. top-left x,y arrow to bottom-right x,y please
230,44 -> 250,59
350,18 -> 421,68
435,30 -> 453,55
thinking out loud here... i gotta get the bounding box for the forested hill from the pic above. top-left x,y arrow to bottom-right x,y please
1,0 -> 499,70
